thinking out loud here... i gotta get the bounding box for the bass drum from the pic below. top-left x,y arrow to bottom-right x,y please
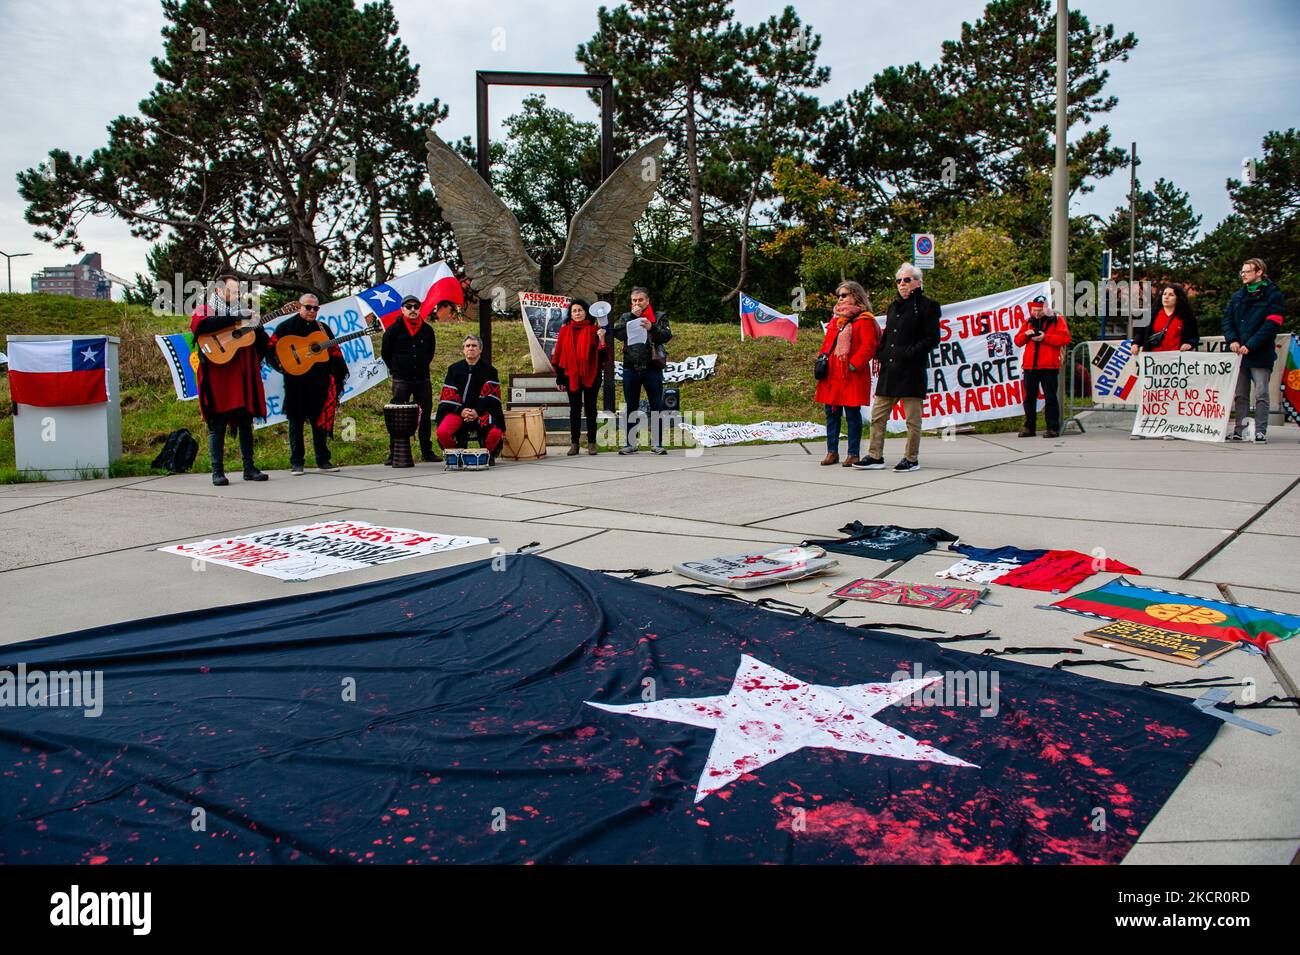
502,407 -> 546,461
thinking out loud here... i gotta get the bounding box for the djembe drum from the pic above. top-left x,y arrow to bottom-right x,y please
383,403 -> 420,468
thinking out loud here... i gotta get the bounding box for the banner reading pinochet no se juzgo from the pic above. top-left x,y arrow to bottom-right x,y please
874,282 -> 1052,433
1131,351 -> 1240,442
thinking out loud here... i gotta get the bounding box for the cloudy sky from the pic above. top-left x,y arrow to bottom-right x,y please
1,0 -> 1296,295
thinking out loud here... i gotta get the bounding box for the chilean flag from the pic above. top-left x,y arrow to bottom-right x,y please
358,261 -> 464,329
740,293 -> 799,342
7,337 -> 108,407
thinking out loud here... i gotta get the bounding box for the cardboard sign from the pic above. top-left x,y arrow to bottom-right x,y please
1076,620 -> 1237,668
1131,352 -> 1239,441
673,546 -> 838,590
832,579 -> 986,614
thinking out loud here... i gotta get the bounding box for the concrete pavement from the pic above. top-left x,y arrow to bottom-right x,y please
1,420 -> 1297,864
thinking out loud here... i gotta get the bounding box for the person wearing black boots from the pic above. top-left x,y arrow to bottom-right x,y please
381,296 -> 440,463
190,275 -> 271,486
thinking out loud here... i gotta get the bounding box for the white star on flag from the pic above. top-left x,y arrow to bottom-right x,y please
368,287 -> 396,307
587,654 -> 977,802
79,345 -> 98,363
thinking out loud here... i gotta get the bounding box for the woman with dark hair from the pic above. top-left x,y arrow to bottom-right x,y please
1137,283 -> 1199,353
553,298 -> 607,455
814,280 -> 880,467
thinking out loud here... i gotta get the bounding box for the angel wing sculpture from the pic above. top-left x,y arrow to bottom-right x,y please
425,130 -> 668,304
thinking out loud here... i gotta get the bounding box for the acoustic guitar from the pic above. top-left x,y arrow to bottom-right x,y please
195,301 -> 298,365
275,319 -> 382,376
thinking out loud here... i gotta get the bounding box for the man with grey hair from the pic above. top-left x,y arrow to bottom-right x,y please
435,335 -> 505,462
854,264 -> 941,473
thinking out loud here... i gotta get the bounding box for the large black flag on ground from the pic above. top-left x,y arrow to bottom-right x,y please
1,556 -> 1218,864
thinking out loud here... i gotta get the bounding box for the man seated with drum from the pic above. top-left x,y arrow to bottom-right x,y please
436,335 -> 505,464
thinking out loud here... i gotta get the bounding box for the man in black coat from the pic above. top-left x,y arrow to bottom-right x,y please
855,264 -> 941,473
612,286 -> 673,454
381,296 -> 439,462
435,335 -> 505,462
269,294 -> 348,474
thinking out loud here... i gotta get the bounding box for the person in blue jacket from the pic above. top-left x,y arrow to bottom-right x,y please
1222,257 -> 1287,443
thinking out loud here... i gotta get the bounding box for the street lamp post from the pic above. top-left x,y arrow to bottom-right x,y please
0,251 -> 33,294
1051,0 -> 1069,428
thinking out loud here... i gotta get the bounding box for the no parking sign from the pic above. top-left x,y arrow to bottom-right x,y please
912,233 -> 935,270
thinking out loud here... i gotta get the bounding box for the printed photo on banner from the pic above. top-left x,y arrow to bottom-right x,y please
159,520 -> 491,581
874,282 -> 1051,433
520,291 -> 570,373
1131,352 -> 1239,442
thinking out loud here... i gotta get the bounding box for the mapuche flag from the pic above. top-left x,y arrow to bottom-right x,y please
1283,334 -> 1300,426
0,557 -> 1218,864
1049,576 -> 1300,650
740,293 -> 798,342
7,337 -> 108,407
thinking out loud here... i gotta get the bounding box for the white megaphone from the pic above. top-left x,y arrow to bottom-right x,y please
589,300 -> 612,326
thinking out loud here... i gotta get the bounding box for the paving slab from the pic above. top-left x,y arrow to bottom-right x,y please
529,507 -> 812,545
1014,448 -> 1300,474
0,488 -> 338,572
0,475 -> 158,498
0,509 -> 597,647
1245,480 -> 1300,538
1191,532 -> 1300,592
690,455 -> 963,491
1122,840 -> 1296,865
966,463 -> 1296,505
865,477 -> 1255,530
388,462 -> 639,494
514,469 -> 859,525
300,482 -> 581,521
752,501 -> 1231,579
130,468 -> 382,502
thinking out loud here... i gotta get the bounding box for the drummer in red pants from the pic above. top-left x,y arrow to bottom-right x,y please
436,335 -> 505,463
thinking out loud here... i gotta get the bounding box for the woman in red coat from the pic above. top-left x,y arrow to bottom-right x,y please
552,299 -> 608,455
815,281 -> 880,467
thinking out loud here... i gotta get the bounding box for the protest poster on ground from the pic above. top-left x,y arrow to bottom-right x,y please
1076,620 -> 1237,668
832,578 -> 986,614
682,420 -> 826,447
159,520 -> 490,581
1131,351 -> 1239,441
1087,334 -> 1292,410
615,354 -> 716,383
519,292 -> 570,373
874,282 -> 1051,433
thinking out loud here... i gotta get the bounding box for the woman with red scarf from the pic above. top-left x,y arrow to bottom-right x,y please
814,281 -> 880,467
553,299 -> 608,455
1136,283 -> 1199,353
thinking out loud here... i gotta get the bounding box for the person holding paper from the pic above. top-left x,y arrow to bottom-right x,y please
1223,258 -> 1287,443
613,286 -> 673,455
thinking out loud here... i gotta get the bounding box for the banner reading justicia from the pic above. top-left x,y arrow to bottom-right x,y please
873,282 -> 1052,433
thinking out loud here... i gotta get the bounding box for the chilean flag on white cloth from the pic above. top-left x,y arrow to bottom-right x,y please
7,337 -> 108,407
357,261 -> 464,329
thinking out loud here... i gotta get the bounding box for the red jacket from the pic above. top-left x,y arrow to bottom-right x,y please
191,306 -> 268,420
815,314 -> 879,407
1014,313 -> 1070,370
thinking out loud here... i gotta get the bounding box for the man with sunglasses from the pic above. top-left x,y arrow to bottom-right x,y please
269,294 -> 347,474
381,295 -> 439,463
855,263 -> 941,472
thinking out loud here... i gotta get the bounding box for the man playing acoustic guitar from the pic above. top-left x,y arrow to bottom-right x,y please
191,274 -> 270,485
269,293 -> 348,474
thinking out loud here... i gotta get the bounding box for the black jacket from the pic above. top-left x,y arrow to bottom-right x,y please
612,311 -> 672,373
269,314 -> 348,422
381,320 -> 437,381
436,359 -> 504,431
1222,280 -> 1287,369
877,291 -> 941,397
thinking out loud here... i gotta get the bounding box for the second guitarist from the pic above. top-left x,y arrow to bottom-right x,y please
269,294 -> 349,474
